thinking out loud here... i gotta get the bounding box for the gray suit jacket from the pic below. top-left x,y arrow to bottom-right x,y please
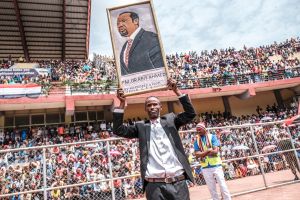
120,28 -> 164,75
113,95 -> 196,191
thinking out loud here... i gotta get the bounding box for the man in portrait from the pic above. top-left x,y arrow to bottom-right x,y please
117,11 -> 164,75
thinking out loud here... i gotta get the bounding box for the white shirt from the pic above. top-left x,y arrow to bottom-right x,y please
145,118 -> 184,178
128,27 -> 141,41
100,122 -> 106,130
0,130 -> 4,141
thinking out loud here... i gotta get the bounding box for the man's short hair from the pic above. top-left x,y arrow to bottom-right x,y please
145,96 -> 161,106
119,11 -> 139,22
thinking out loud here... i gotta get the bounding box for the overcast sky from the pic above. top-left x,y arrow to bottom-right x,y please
89,0 -> 300,58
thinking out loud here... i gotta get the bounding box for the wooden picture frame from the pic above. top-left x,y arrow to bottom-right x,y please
107,0 -> 169,96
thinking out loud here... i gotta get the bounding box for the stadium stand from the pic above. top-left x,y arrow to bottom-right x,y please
0,0 -> 91,61
0,1 -> 300,200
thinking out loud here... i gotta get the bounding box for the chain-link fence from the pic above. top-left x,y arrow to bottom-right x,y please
0,121 -> 299,199
205,121 -> 300,196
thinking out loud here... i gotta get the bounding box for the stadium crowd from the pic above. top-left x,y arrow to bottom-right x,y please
167,37 -> 300,88
1,37 -> 300,92
0,100 -> 299,199
1,37 -> 300,199
0,58 -> 116,95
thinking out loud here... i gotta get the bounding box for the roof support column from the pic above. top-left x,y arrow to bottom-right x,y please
13,0 -> 29,61
62,0 -> 66,61
273,89 -> 284,109
85,0 -> 91,60
222,96 -> 232,116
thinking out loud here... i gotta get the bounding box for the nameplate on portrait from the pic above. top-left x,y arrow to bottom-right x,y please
121,68 -> 167,94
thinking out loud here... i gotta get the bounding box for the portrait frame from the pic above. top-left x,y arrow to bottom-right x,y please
107,0 -> 169,96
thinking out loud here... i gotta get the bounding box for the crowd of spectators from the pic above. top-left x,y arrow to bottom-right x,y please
0,100 -> 299,199
181,100 -> 300,184
167,37 -> 300,89
0,122 -> 142,199
0,57 -> 116,95
1,58 -> 115,84
181,100 -> 299,130
1,37 -> 300,199
1,37 -> 300,94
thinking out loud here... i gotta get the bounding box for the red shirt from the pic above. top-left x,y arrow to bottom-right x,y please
58,127 -> 64,135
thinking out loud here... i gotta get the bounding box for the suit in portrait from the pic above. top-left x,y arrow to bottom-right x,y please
120,28 -> 164,75
112,94 -> 196,191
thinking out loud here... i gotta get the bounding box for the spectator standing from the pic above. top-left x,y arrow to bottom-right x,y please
194,123 -> 231,200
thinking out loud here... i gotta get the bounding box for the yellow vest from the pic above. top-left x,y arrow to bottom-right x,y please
197,134 -> 222,168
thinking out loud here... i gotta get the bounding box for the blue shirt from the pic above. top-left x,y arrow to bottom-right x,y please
194,134 -> 221,168
21,130 -> 27,141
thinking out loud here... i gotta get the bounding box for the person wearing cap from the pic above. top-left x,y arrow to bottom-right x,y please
113,78 -> 196,200
194,123 -> 231,200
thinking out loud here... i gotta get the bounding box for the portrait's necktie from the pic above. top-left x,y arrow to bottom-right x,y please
125,39 -> 133,67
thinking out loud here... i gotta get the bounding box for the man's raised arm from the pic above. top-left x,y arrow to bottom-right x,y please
112,88 -> 138,138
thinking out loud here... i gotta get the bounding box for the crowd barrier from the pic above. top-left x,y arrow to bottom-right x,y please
0,121 -> 299,199
177,67 -> 300,89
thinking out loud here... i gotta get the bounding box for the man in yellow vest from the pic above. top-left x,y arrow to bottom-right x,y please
194,123 -> 231,200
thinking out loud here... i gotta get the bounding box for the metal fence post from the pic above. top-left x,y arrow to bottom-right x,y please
42,147 -> 47,199
107,141 -> 115,200
285,126 -> 300,174
249,126 -> 268,188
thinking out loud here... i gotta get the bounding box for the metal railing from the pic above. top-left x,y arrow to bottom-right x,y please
175,66 -> 300,89
69,84 -> 118,95
47,66 -> 300,95
0,121 -> 300,199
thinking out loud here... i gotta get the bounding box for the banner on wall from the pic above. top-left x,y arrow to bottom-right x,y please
0,83 -> 42,99
0,68 -> 38,77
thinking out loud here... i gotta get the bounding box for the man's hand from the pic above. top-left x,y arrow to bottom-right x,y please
167,78 -> 182,96
206,147 -> 219,156
194,149 -> 211,158
117,88 -> 126,109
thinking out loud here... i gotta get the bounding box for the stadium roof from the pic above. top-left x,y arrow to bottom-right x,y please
0,0 -> 91,61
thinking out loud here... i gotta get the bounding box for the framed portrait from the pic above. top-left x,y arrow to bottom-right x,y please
107,0 -> 169,96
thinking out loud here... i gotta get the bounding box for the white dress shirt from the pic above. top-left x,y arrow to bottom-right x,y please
145,118 -> 184,178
